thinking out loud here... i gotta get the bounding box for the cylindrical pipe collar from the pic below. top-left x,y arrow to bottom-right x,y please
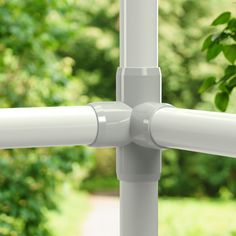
131,102 -> 173,149
89,102 -> 132,147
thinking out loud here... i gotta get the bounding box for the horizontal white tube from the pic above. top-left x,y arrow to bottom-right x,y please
151,107 -> 236,157
0,106 -> 97,149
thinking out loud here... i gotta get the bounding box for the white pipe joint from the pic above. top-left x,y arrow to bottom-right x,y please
90,102 -> 132,147
4,101 -> 235,159
116,68 -> 162,182
131,102 -> 172,149
130,102 -> 236,158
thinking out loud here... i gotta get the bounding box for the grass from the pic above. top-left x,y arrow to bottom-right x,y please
48,187 -> 236,236
159,198 -> 236,236
47,185 -> 90,236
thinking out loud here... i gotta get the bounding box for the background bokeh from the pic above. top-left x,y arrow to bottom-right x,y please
0,0 -> 235,235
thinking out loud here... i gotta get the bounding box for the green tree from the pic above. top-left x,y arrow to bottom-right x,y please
200,11 -> 236,111
0,1 -> 95,235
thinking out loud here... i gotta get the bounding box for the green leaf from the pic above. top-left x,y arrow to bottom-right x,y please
207,43 -> 222,61
219,74 -> 232,84
212,12 -> 231,26
202,35 -> 213,51
227,18 -> 236,31
232,35 -> 236,42
223,44 -> 236,64
225,65 -> 236,77
198,76 -> 216,93
218,83 -> 231,93
228,76 -> 236,87
212,32 -> 228,42
215,92 -> 229,112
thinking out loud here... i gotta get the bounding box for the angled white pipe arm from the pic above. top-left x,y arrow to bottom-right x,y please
151,107 -> 236,157
131,102 -> 236,158
0,102 -> 132,149
0,106 -> 97,149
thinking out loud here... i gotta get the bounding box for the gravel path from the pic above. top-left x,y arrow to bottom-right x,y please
81,195 -> 120,236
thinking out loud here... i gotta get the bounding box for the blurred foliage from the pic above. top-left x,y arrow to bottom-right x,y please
0,0 -> 96,235
157,0 -> 236,198
159,198 -> 236,236
47,188 -> 89,236
0,148 -> 94,236
0,0 -> 236,235
200,11 -> 236,111
81,149 -> 119,194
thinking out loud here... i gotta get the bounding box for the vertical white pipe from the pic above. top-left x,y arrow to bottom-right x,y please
120,182 -> 158,236
120,0 -> 158,67
119,0 -> 159,236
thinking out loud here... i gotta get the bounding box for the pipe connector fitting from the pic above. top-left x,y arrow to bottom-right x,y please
89,101 -> 173,150
90,102 -> 132,147
131,102 -> 173,149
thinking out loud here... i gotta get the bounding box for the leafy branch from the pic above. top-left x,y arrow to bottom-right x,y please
200,11 -> 236,111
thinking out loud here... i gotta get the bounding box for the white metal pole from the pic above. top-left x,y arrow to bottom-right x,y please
120,182 -> 158,236
120,0 -> 158,67
119,0 -> 159,236
151,107 -> 236,157
0,106 -> 97,149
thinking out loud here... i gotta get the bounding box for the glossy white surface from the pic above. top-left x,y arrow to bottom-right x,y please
120,181 -> 158,236
90,102 -> 132,147
119,1 -> 159,236
0,106 -> 97,149
151,107 -> 236,157
120,0 -> 158,67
